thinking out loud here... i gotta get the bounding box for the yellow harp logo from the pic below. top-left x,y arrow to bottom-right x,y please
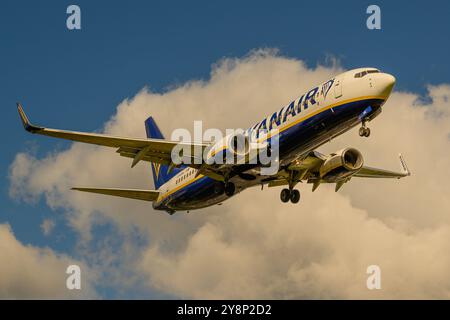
152,163 -> 161,180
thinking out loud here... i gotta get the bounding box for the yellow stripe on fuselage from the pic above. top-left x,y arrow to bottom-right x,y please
158,174 -> 205,202
210,95 -> 387,157
158,95 -> 386,204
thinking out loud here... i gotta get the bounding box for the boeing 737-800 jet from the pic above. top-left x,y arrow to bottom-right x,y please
17,68 -> 410,214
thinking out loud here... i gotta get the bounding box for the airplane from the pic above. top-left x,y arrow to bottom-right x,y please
17,67 -> 410,214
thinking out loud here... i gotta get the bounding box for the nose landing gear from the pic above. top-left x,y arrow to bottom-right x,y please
359,121 -> 371,137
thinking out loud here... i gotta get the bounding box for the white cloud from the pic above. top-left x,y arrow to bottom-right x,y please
140,187 -> 450,299
8,50 -> 450,298
40,219 -> 55,236
0,223 -> 97,299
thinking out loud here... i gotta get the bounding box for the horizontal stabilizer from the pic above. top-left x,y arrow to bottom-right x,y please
71,187 -> 159,202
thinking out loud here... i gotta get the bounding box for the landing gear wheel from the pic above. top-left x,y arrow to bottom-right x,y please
290,189 -> 300,203
359,127 -> 365,137
359,127 -> 371,137
214,182 -> 225,195
280,188 -> 290,203
224,182 -> 235,197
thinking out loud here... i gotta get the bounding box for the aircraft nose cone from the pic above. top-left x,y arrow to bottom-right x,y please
380,73 -> 396,97
385,73 -> 396,87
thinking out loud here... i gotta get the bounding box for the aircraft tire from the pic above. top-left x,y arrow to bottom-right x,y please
224,182 -> 235,197
359,127 -> 371,137
359,127 -> 366,137
280,188 -> 290,203
290,189 -> 300,203
214,182 -> 225,195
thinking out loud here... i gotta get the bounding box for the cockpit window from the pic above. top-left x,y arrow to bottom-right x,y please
354,69 -> 380,78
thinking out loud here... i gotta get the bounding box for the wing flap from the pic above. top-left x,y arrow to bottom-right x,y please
71,187 -> 160,201
117,151 -> 172,165
288,151 -> 325,171
116,146 -> 172,165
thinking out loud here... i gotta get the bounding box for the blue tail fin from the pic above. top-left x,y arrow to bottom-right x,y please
145,117 -> 181,189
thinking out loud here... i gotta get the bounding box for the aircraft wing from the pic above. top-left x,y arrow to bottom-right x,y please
17,103 -> 209,168
353,154 -> 411,179
265,151 -> 410,191
72,187 -> 159,201
285,151 -> 410,179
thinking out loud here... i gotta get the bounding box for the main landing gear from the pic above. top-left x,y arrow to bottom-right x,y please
214,181 -> 235,197
359,120 -> 371,137
224,182 -> 235,197
280,188 -> 301,204
280,170 -> 301,204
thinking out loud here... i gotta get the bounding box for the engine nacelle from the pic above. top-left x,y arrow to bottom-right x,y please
229,133 -> 251,157
206,132 -> 254,165
319,148 -> 364,182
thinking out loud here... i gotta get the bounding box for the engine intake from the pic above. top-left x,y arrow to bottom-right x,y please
319,148 -> 364,182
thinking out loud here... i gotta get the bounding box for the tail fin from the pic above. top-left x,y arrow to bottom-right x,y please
145,116 -> 165,140
145,117 -> 181,189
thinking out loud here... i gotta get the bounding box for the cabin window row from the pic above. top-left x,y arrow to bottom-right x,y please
176,169 -> 195,184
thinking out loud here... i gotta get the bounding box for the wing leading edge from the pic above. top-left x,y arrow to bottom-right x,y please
17,103 -> 209,168
353,154 -> 411,179
71,187 -> 159,202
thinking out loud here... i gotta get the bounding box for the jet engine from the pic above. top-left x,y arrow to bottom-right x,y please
319,148 -> 364,182
229,133 -> 251,158
206,132 -> 254,165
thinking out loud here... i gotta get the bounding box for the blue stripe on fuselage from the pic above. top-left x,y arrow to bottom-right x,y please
153,98 -> 384,212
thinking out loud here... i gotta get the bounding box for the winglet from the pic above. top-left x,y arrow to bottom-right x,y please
399,153 -> 411,176
17,103 -> 43,133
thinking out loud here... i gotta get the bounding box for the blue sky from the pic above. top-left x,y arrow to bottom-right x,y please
1,0 -> 450,298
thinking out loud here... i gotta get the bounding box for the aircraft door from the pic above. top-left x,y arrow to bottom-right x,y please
334,78 -> 343,98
